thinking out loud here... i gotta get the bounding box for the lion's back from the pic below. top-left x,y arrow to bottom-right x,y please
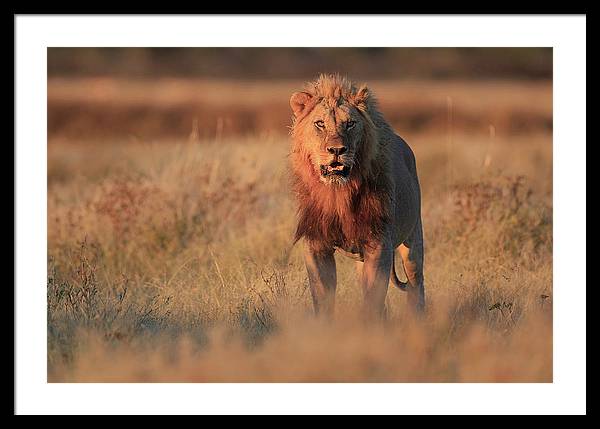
384,130 -> 422,244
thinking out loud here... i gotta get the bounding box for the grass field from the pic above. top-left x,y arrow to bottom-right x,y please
47,78 -> 553,382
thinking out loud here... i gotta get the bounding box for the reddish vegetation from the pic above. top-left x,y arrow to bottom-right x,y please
47,78 -> 553,140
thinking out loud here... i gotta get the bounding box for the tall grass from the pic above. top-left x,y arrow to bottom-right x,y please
47,130 -> 552,382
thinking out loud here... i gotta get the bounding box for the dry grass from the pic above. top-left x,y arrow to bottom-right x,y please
48,126 -> 552,382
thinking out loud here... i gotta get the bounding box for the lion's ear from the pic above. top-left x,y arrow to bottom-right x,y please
290,92 -> 313,117
353,85 -> 370,111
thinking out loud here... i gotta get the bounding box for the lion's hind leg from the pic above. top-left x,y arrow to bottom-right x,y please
398,220 -> 425,313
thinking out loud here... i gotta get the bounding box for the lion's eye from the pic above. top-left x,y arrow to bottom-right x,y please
314,120 -> 325,129
346,120 -> 356,130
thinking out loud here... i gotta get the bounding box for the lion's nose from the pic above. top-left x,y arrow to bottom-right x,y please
327,146 -> 347,156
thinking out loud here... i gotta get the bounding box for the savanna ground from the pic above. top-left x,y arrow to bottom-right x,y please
47,78 -> 553,382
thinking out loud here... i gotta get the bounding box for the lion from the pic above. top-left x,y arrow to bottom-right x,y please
289,74 -> 425,318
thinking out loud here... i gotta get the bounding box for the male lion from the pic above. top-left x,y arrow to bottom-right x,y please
289,74 -> 424,318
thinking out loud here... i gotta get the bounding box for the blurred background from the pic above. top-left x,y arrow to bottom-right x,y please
48,48 -> 552,142
48,47 -> 552,79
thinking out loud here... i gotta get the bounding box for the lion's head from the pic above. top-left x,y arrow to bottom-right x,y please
289,74 -> 379,186
289,74 -> 391,247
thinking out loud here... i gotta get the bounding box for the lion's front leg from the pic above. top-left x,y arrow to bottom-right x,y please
303,241 -> 337,317
361,242 -> 393,319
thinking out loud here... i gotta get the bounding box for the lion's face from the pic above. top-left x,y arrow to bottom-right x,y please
290,92 -> 367,185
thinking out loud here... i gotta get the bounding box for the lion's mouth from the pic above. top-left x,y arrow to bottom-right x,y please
320,162 -> 351,178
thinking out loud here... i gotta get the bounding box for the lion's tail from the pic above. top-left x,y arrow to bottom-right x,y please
390,250 -> 408,291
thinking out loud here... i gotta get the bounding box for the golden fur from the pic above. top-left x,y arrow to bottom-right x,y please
289,74 -> 425,316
